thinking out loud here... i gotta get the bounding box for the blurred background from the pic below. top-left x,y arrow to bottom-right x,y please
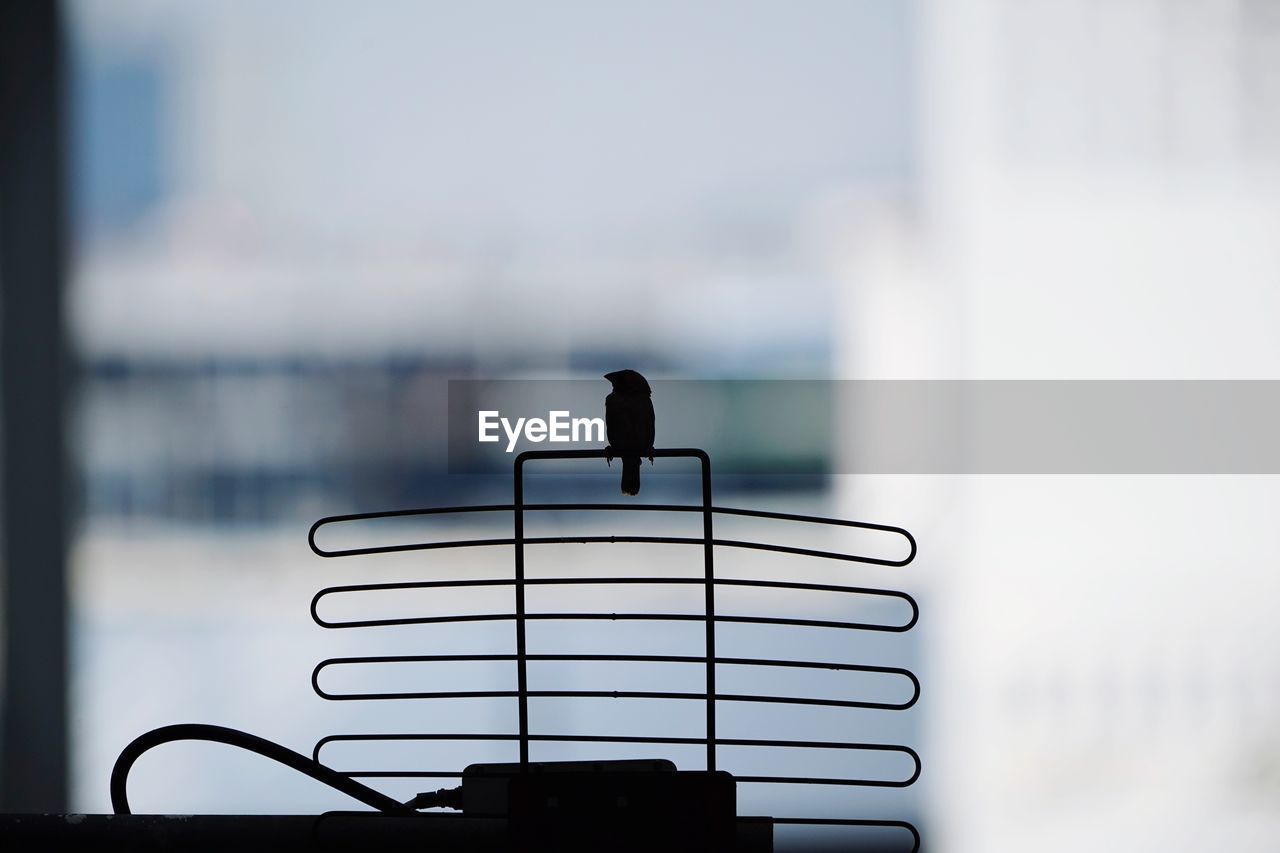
2,0 -> 1279,850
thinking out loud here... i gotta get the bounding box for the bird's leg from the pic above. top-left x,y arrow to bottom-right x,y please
604,445 -> 614,466
647,447 -> 655,464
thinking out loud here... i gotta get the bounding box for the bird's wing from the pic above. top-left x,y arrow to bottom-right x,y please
605,392 -> 647,452
605,392 -> 625,448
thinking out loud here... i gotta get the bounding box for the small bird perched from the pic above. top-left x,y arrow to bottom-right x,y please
603,369 -> 655,496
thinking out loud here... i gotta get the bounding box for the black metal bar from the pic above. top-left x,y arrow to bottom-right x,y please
309,503 -> 915,566
312,534 -> 914,568
308,447 -> 921,843
312,609 -> 915,633
312,652 -> 919,708
310,502 -> 915,551
513,458 -> 528,766
314,652 -> 919,674
699,450 -> 716,772
311,533 -> 911,567
511,449 -> 716,770
310,576 -> 918,631
332,772 -> 922,790
316,689 -> 913,711
314,734 -> 920,788
314,575 -> 916,596
313,732 -> 915,751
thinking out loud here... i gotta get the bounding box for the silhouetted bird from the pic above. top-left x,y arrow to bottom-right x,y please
604,369 -> 655,496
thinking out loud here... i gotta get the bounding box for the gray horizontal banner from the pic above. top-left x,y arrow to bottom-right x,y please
447,380 -> 1280,474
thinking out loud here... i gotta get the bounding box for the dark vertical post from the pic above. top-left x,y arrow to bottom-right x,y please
0,0 -> 69,811
697,450 -> 715,772
513,457 -> 529,766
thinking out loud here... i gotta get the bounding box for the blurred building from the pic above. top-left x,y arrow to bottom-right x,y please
66,1 -> 920,832
837,1 -> 1280,850
68,0 -> 914,522
68,3 -> 1280,847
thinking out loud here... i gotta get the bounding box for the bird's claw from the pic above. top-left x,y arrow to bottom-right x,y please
604,446 -> 614,466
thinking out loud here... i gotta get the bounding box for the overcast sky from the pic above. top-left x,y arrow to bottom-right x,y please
74,0 -> 914,249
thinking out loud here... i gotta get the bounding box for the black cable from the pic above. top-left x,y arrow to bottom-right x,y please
405,786 -> 464,810
111,723 -> 417,815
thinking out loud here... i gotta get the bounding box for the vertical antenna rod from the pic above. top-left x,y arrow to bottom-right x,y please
698,450 -> 716,771
514,458 -> 530,766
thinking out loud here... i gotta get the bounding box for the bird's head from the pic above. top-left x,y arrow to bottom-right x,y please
604,369 -> 651,395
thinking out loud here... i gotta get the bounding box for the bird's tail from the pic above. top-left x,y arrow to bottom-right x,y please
621,457 -> 641,496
